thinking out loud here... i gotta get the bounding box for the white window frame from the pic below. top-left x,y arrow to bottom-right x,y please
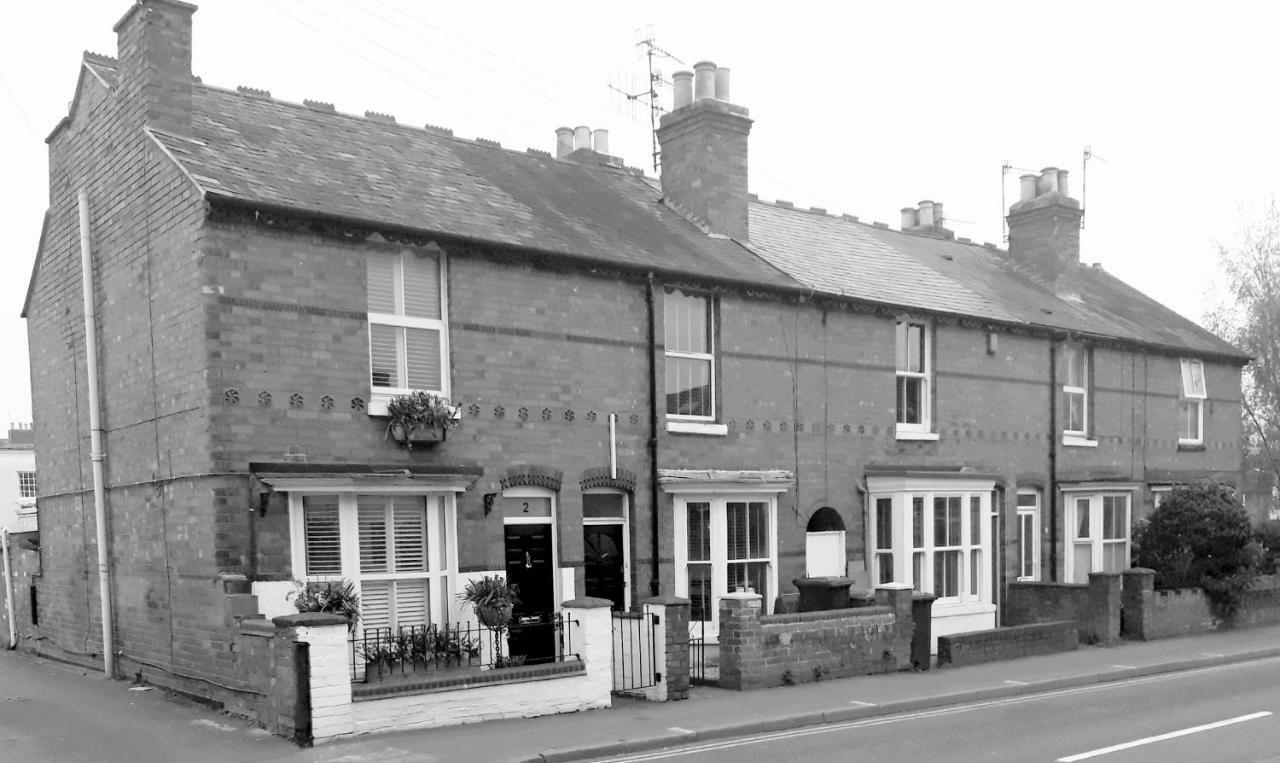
1179,359 -> 1207,446
367,246 -> 450,416
670,487 -> 782,638
1063,490 -> 1132,584
1016,489 -> 1041,582
895,320 -> 936,439
287,488 -> 459,631
1062,343 -> 1096,447
582,489 -> 631,611
865,477 -> 994,610
16,471 -> 36,499
664,289 -> 717,427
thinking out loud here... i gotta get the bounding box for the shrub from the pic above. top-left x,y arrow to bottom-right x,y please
1255,520 -> 1280,575
1133,484 -> 1262,622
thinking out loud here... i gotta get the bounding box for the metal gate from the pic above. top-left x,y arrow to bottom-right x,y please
611,610 -> 659,694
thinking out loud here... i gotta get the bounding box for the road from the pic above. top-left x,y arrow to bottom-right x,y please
596,657 -> 1280,762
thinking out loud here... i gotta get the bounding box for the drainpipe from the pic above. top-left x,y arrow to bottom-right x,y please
1048,340 -> 1059,582
646,274 -> 661,596
2,528 -> 15,649
79,190 -> 115,678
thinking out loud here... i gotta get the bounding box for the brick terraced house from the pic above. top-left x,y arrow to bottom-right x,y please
20,0 -> 1245,706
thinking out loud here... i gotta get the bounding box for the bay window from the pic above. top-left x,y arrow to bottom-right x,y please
1065,492 -> 1131,584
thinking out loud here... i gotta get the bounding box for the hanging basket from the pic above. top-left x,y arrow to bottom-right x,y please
389,423 -> 446,448
476,603 -> 513,628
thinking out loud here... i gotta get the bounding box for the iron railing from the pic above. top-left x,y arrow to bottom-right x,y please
689,618 -> 711,685
611,609 -> 658,693
349,615 -> 574,683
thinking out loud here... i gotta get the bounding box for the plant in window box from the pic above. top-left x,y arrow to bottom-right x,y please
384,390 -> 460,449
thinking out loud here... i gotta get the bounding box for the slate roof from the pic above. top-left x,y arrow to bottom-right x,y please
76,56 -> 1241,360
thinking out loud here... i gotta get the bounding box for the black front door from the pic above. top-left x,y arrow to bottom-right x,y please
584,524 -> 625,610
504,523 -> 555,662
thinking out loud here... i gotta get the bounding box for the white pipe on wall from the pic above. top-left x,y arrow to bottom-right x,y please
2,528 -> 15,649
608,413 -> 617,480
79,190 -> 114,678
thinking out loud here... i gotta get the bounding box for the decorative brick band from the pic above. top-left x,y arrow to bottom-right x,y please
500,465 -> 563,492
579,466 -> 637,492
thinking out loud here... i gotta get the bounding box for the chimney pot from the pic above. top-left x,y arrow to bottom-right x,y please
932,201 -> 944,227
901,207 -> 918,230
693,61 -> 717,101
917,200 -> 935,227
574,125 -> 592,151
714,66 -> 731,101
1019,174 -> 1038,202
1038,167 -> 1060,195
555,127 -> 574,159
592,128 -> 609,154
673,70 -> 694,109
1056,169 -> 1069,198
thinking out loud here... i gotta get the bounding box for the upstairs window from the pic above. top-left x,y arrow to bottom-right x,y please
17,471 -> 36,498
665,290 -> 715,420
895,321 -> 932,435
1179,359 -> 1207,445
1062,343 -> 1090,439
368,248 -> 449,407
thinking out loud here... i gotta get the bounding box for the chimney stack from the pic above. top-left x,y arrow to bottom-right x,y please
1007,165 -> 1083,299
900,199 -> 954,240
656,59 -> 753,239
114,0 -> 198,135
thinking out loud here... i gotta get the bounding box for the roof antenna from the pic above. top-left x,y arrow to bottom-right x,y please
1000,160 -> 1039,243
1081,146 -> 1107,230
608,25 -> 683,173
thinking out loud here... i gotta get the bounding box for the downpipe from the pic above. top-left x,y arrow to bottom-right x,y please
2,528 -> 15,649
79,190 -> 115,677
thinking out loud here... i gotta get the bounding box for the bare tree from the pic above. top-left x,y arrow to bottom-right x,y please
1207,199 -> 1280,497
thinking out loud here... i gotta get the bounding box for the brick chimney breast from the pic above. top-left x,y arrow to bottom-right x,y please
114,0 -> 198,136
656,85 -> 752,240
1007,166 -> 1083,299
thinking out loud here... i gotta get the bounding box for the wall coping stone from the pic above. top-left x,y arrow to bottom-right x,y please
239,618 -> 278,638
272,612 -> 349,628
353,659 -> 586,701
762,605 -> 893,626
562,596 -> 613,609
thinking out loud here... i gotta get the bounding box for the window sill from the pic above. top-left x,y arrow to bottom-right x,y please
1177,441 -> 1206,452
666,420 -> 728,436
1062,434 -> 1098,448
895,430 -> 939,442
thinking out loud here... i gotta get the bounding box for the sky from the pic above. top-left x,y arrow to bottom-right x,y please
1,0 -> 1277,425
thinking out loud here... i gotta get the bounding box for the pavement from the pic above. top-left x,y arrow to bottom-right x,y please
5,624 -> 1280,762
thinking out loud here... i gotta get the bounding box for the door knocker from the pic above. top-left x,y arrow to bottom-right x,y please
524,551 -> 533,569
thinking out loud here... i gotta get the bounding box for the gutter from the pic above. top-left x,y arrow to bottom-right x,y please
79,190 -> 115,678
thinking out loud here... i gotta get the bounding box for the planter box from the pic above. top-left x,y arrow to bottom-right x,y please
389,424 -> 446,447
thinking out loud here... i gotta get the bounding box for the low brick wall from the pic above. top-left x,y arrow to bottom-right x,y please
1005,572 -> 1121,645
1123,570 -> 1280,640
936,621 -> 1078,668
718,585 -> 914,690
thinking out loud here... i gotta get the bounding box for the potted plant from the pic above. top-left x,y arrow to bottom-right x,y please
384,390 -> 460,449
458,574 -> 520,628
287,578 -> 361,632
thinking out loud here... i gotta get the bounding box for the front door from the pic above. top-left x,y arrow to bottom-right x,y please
584,524 -> 625,610
504,523 -> 555,662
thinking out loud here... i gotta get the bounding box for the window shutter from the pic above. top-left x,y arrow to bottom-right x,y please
392,579 -> 430,627
401,252 -> 440,319
302,497 -> 341,575
367,254 -> 396,313
369,324 -> 400,388
687,502 -> 710,562
357,497 -> 388,574
392,497 -> 428,572
360,580 -> 391,632
404,327 -> 442,390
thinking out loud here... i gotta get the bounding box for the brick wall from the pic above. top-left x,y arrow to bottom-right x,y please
0,533 -> 39,645
1005,572 -> 1120,645
1122,570 -> 1280,639
717,587 -> 913,690
937,620 -> 1078,668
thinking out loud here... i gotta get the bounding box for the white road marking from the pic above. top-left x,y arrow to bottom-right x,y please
849,700 -> 878,707
1110,665 -> 1135,669
1203,652 -> 1224,658
593,657 -> 1280,762
1056,711 -> 1272,762
189,718 -> 237,733
1003,680 -> 1028,686
667,727 -> 694,734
